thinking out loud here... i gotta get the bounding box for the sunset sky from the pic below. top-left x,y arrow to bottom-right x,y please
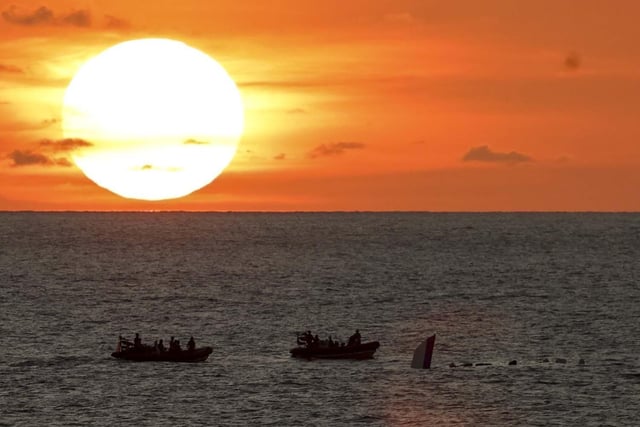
2,0 -> 640,211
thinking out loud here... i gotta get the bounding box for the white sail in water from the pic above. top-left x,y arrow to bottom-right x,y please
411,334 -> 436,369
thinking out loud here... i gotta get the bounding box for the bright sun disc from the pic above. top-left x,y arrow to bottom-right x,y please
63,38 -> 244,201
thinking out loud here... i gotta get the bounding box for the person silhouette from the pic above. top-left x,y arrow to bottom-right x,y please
133,333 -> 142,349
348,329 -> 361,346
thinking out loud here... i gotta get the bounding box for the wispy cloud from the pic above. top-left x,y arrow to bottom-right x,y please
59,9 -> 91,27
40,118 -> 59,127
136,164 -> 182,172
2,6 -> 53,26
39,138 -> 92,152
564,51 -> 581,71
104,14 -> 129,29
184,138 -> 210,145
274,153 -> 286,160
6,138 -> 92,167
1,5 -> 91,27
0,64 -> 23,74
8,150 -> 71,167
462,145 -> 532,164
308,142 -> 365,159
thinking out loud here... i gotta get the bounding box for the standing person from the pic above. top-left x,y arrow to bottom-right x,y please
187,336 -> 195,351
348,329 -> 361,346
134,333 -> 142,349
354,329 -> 361,345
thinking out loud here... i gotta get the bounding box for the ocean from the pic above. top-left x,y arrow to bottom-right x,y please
1,212 -> 638,426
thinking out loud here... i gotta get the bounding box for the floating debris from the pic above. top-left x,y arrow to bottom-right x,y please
411,334 -> 436,369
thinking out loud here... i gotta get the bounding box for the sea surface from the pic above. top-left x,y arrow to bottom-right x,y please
1,212 -> 639,426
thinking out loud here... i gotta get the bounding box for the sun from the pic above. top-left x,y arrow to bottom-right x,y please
62,38 -> 244,201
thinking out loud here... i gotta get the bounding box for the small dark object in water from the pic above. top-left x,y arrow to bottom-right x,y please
578,359 -> 585,365
462,362 -> 473,367
449,362 -> 456,368
411,334 -> 436,369
508,360 -> 517,366
475,363 -> 492,366
542,358 -> 550,363
555,358 -> 567,364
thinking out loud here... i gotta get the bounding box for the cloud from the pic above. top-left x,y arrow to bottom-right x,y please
0,64 -> 23,74
59,9 -> 90,27
274,153 -> 286,160
564,52 -> 581,71
136,164 -> 182,172
8,150 -> 71,167
41,118 -> 59,127
184,138 -> 210,145
308,142 -> 365,159
2,5 -> 91,27
286,108 -> 307,114
104,14 -> 130,30
39,138 -> 92,152
462,145 -> 532,164
54,157 -> 73,167
2,6 -> 53,25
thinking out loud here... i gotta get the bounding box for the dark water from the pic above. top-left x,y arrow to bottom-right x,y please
1,212 -> 639,426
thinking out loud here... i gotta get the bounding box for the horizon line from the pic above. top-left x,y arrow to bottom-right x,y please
1,210 -> 639,214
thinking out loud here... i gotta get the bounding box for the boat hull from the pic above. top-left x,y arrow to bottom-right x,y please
290,341 -> 379,360
111,347 -> 213,362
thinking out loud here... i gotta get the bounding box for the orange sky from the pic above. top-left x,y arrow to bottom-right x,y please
2,0 -> 640,211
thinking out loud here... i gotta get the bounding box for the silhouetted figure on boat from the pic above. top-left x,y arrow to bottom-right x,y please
158,339 -> 165,352
297,331 -> 313,347
118,335 -> 133,350
134,333 -> 142,349
187,336 -> 195,351
348,329 -> 361,346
